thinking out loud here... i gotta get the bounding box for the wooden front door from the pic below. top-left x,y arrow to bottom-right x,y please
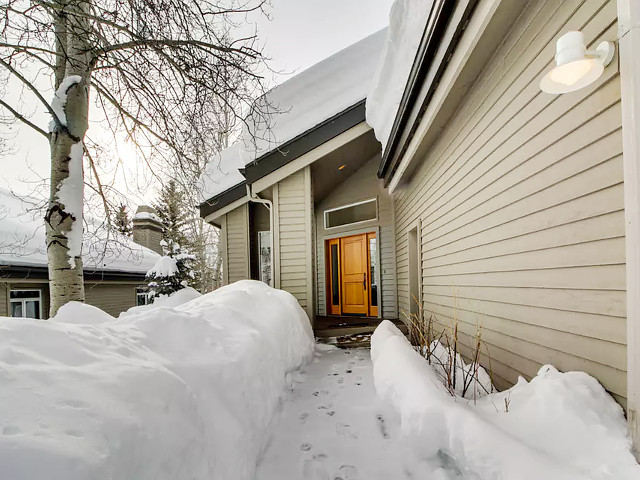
340,234 -> 369,315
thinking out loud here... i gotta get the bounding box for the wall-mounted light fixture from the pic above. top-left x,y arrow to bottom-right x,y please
540,31 -> 614,94
338,164 -> 346,171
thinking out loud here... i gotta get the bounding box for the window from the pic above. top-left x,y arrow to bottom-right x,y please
324,198 -> 377,229
369,236 -> 378,308
136,287 -> 151,306
258,231 -> 272,286
10,290 -> 42,319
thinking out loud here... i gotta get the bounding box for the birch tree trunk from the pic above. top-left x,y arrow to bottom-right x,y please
45,0 -> 91,316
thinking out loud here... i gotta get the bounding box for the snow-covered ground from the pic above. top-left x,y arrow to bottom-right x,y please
371,321 -> 640,480
0,281 -> 313,480
256,345 -> 450,479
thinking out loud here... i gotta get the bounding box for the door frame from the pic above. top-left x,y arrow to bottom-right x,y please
322,226 -> 382,318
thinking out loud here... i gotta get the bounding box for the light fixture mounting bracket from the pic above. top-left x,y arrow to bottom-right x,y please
587,41 -> 615,66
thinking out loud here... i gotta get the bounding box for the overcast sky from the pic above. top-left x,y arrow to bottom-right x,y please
1,0 -> 394,202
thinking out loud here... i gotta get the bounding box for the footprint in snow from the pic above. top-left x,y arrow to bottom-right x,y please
299,412 -> 310,424
336,423 -> 359,439
376,414 -> 390,439
333,464 -> 361,480
2,426 -> 21,436
300,443 -> 312,451
303,454 -> 330,479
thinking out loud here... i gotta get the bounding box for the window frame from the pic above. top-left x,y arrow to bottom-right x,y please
9,289 -> 43,319
323,198 -> 378,230
136,286 -> 151,306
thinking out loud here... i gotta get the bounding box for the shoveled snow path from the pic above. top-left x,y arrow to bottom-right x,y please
255,346 -> 445,480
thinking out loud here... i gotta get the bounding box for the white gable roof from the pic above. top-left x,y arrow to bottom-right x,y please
199,29 -> 387,201
0,188 -> 159,274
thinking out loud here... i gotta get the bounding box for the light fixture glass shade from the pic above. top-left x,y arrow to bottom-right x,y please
540,31 -> 613,94
541,58 -> 603,93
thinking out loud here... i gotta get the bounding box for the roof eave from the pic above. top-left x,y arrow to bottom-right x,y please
377,0 -> 477,184
198,100 -> 368,219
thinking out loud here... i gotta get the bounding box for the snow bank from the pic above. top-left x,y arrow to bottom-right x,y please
0,187 -> 158,273
120,286 -> 202,317
366,0 -> 433,150
371,320 -> 640,480
199,30 -> 386,201
49,301 -> 115,325
0,280 -> 314,480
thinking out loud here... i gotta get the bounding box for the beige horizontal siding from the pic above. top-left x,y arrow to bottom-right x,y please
85,282 -> 140,317
316,157 -> 397,318
394,0 -> 625,400
276,168 -> 314,318
225,203 -> 250,283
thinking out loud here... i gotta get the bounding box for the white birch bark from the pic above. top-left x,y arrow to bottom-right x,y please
45,0 -> 91,316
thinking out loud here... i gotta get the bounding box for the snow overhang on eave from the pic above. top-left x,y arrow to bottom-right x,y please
198,100 -> 368,222
379,0 -> 525,192
377,0 -> 471,185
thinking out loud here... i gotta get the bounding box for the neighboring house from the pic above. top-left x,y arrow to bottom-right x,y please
200,0 -> 640,452
0,189 -> 162,318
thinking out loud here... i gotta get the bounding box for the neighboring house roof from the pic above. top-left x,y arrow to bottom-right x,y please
199,29 -> 387,215
0,187 -> 159,279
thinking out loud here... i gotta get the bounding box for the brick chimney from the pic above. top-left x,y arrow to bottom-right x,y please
132,205 -> 164,255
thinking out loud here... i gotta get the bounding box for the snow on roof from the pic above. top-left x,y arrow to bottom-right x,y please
132,211 -> 162,224
198,142 -> 249,201
199,29 -> 387,202
366,0 -> 434,150
0,187 -> 159,274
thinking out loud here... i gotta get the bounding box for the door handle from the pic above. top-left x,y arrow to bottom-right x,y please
363,272 -> 367,290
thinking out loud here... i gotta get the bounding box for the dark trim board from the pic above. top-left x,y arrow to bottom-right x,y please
243,101 -> 367,184
378,0 -> 478,184
0,265 -> 148,283
199,181 -> 247,220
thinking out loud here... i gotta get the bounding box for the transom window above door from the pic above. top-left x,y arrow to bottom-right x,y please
10,289 -> 42,319
324,198 -> 377,229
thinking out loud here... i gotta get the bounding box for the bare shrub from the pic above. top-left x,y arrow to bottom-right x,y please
402,294 -> 495,400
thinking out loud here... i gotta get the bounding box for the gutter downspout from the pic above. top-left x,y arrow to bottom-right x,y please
246,184 -> 274,287
618,0 -> 640,459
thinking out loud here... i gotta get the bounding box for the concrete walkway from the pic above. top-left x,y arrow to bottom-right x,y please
255,346 -> 435,480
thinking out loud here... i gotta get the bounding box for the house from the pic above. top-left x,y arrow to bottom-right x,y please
200,0 -> 640,453
0,189 -> 161,318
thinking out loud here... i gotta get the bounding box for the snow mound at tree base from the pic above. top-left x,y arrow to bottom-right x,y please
371,320 -> 640,480
0,280 -> 314,480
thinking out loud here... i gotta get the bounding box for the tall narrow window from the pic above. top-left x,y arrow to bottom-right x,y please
369,236 -> 378,308
327,238 -> 341,315
331,243 -> 339,305
258,231 -> 272,286
10,290 -> 42,319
